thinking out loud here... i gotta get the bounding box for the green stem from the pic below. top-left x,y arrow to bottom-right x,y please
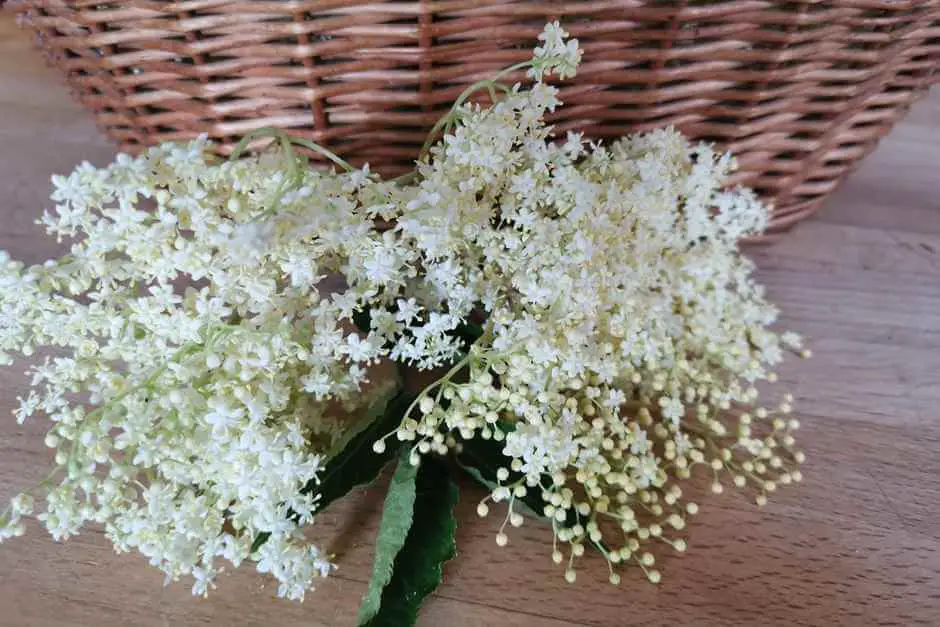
0,463 -> 65,523
228,127 -> 289,162
230,128 -> 355,174
400,351 -> 476,426
229,128 -> 358,221
492,61 -> 532,83
288,138 -> 356,173
83,324 -> 233,424
392,171 -> 418,186
417,62 -> 530,159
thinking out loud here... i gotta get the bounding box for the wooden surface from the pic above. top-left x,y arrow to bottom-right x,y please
1,12 -> 939,627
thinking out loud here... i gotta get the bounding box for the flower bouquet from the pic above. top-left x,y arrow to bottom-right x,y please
0,24 -> 808,625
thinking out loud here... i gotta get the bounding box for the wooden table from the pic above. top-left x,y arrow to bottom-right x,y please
1,11 -> 938,627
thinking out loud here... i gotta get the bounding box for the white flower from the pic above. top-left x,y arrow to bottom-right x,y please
632,455 -> 660,489
529,22 -> 583,81
503,421 -> 579,481
629,424 -> 650,455
659,397 -> 685,424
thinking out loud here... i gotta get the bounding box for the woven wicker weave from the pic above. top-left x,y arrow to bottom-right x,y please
12,1 -> 940,233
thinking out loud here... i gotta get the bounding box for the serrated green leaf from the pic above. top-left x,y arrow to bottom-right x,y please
362,457 -> 459,627
357,450 -> 420,624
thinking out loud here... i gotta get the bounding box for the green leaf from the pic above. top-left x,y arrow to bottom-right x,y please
309,391 -> 415,512
451,320 -> 484,351
362,457 -> 459,627
249,530 -> 269,554
357,450 -> 420,624
326,382 -> 400,461
352,306 -> 373,334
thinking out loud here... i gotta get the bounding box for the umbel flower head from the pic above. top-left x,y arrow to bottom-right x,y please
0,22 -> 806,600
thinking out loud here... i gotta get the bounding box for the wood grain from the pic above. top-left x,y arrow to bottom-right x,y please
1,11 -> 939,627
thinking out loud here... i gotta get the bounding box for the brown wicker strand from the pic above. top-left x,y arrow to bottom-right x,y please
10,0 -> 940,233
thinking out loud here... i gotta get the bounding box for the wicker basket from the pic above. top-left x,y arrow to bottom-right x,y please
12,1 -> 940,233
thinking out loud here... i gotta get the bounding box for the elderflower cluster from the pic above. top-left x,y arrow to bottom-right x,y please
0,139 -> 408,599
388,29 -> 809,585
0,22 -> 806,599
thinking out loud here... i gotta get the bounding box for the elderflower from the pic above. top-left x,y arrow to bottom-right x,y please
529,22 -> 583,80
0,135 -> 408,600
393,27 -> 806,587
0,21 -> 806,603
